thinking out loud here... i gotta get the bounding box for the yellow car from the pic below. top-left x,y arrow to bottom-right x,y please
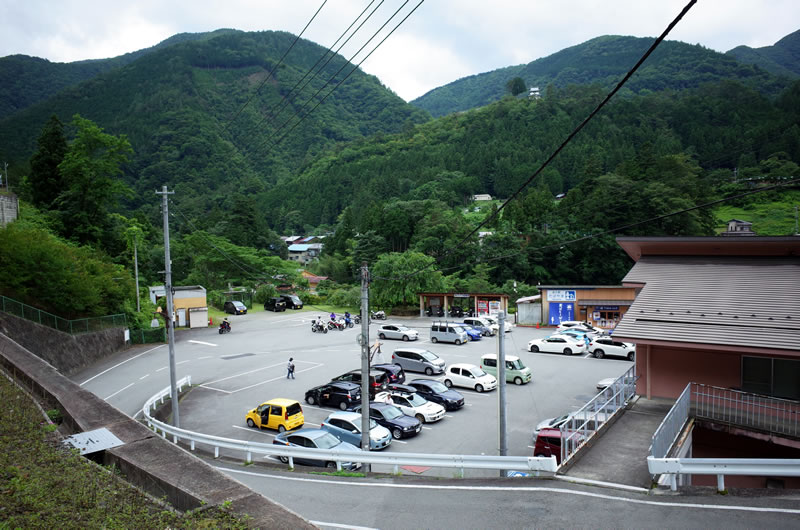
245,398 -> 304,433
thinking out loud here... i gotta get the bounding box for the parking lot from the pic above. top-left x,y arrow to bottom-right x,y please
159,311 -> 632,477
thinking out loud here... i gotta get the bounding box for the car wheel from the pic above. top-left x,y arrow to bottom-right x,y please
392,428 -> 402,440
278,425 -> 286,433
425,367 -> 434,376
279,456 -> 289,464
628,352 -> 635,362
415,414 -> 425,423
455,339 -> 461,345
325,462 -> 337,469
402,335 -> 409,342
246,418 -> 256,428
594,349 -> 605,359
534,453 -> 547,458
444,379 -> 453,388
431,337 -> 438,343
475,384 -> 484,393
339,401 -> 348,411
306,395 -> 316,405
379,333 -> 386,340
514,377 -> 523,386
563,348 -> 572,355
530,345 -> 539,352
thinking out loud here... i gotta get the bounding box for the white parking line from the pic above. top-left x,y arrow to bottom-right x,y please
80,344 -> 165,386
139,374 -> 150,380
156,366 -> 167,372
197,356 -> 213,360
445,414 -> 455,418
422,426 -> 433,430
203,362 -> 287,386
105,383 -> 134,400
188,340 -> 217,347
392,439 -> 407,444
229,365 -> 323,394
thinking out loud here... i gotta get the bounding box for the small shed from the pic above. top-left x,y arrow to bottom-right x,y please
515,295 -> 542,326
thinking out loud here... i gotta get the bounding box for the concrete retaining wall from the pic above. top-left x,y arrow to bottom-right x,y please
0,332 -> 314,528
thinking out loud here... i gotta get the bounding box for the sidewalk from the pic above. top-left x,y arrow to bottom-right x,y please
564,398 -> 674,488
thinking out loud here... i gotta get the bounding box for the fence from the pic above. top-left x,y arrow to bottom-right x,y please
142,377 -> 559,476
1,295 -> 126,334
650,383 -> 691,459
129,327 -> 166,344
559,365 -> 637,466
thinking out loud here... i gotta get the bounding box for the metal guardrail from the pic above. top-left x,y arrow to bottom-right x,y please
142,377 -> 558,476
648,457 -> 800,492
559,365 -> 637,466
0,295 -> 126,334
650,382 -> 691,459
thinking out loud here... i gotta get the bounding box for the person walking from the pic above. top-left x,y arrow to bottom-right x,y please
287,357 -> 295,379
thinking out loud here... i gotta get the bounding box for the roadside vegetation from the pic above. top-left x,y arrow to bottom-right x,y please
0,374 -> 249,529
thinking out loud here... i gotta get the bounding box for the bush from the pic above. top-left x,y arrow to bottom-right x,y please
254,284 -> 278,304
327,286 -> 360,308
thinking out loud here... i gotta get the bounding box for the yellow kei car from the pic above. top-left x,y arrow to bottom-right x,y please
245,398 -> 304,433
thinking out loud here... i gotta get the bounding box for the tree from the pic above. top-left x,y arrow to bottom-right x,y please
54,115 -> 133,246
506,77 -> 527,96
28,115 -> 67,208
370,251 -> 444,307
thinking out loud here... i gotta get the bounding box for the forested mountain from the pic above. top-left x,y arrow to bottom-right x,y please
411,34 -> 797,117
0,29 -> 240,120
727,29 -> 800,79
0,30 -> 429,222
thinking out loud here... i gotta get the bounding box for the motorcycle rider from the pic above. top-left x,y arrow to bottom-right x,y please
221,318 -> 230,332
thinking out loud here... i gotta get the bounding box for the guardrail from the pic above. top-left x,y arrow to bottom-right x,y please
650,382 -> 691,459
142,376 -> 558,476
648,457 -> 800,492
559,365 -> 637,466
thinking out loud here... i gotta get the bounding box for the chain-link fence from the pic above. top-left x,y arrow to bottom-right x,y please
129,327 -> 167,344
0,295 -> 126,334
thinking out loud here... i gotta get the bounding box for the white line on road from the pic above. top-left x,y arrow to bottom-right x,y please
229,365 -> 323,394
80,344 -> 165,386
231,425 -> 275,437
139,374 -> 150,380
197,356 -> 213,360
310,521 -> 378,530
200,385 -> 232,394
391,439 -> 407,444
156,366 -> 167,372
422,426 -> 433,430
188,340 -> 218,347
177,360 -> 190,365
215,467 -> 800,515
105,383 -> 134,400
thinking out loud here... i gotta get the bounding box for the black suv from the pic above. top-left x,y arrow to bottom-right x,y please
264,297 -> 287,312
331,369 -> 389,398
373,363 -> 406,384
280,294 -> 304,309
304,382 -> 361,410
223,301 -> 247,315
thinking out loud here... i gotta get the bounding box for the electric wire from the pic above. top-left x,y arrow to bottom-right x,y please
371,0 -> 698,281
221,0 -> 328,133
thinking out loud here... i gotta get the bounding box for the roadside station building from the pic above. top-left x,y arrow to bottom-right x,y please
416,292 -> 510,317
149,285 -> 208,328
536,285 -> 637,330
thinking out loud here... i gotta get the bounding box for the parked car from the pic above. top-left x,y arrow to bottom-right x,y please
377,324 -> 419,342
304,382 -> 361,410
483,315 -> 514,332
453,323 -> 482,341
272,428 -> 361,470
280,294 -> 304,310
376,389 -> 446,423
430,321 -> 468,345
354,401 -> 422,439
441,363 -> 498,393
532,428 -> 584,465
331,369 -> 388,398
244,398 -> 304,433
408,378 -> 465,411
589,337 -> 636,361
527,335 -> 587,355
320,411 -> 392,451
480,354 -> 532,385
223,300 -> 247,315
372,363 -> 406,384
391,348 -> 446,375
462,317 -> 497,336
264,297 -> 287,312
385,382 -> 418,394
532,410 -> 611,442
556,321 -> 605,336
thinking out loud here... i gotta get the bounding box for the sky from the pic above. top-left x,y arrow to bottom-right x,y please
1,1 -> 797,101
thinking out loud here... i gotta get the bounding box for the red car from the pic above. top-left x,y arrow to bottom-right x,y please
533,428 -> 585,465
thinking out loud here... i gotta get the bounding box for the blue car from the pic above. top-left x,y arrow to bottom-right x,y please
272,428 -> 361,470
455,324 -> 482,341
321,411 -> 392,451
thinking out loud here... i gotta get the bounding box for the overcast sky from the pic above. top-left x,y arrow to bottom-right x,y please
2,1 -> 797,101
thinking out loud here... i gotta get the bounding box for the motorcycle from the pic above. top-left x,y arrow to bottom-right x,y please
344,316 -> 354,328
353,314 -> 361,325
218,321 -> 231,334
371,310 -> 386,320
311,319 -> 328,333
327,320 -> 340,331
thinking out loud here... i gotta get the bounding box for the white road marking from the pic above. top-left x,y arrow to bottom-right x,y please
422,426 -> 433,430
203,362 -> 288,386
177,360 -> 190,365
139,374 -> 150,380
105,383 -> 134,400
188,340 -> 217,347
231,425 -> 276,437
156,366 -> 167,372
445,415 -> 455,418
80,344 -> 165,386
197,356 -> 213,360
310,521 -> 378,530
229,365 -> 323,394
216,467 -> 800,515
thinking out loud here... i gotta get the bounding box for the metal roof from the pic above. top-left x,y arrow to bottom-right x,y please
613,256 -> 800,353
577,299 -> 633,306
288,244 -> 310,251
63,428 -> 124,455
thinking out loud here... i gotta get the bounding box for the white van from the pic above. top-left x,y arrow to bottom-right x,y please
430,321 -> 468,345
480,354 -> 532,385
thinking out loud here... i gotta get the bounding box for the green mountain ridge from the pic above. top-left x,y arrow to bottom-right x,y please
411,34 -> 797,117
726,29 -> 800,79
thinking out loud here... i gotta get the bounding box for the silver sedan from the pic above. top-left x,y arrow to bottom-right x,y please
377,324 -> 419,342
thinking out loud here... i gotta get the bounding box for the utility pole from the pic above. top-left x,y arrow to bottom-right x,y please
156,186 -> 180,428
497,310 -> 507,477
359,262 -> 371,473
134,238 -> 141,313
795,205 -> 799,236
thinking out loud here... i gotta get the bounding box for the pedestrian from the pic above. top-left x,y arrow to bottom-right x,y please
287,357 -> 295,379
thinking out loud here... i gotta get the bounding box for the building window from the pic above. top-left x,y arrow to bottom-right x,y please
742,356 -> 800,400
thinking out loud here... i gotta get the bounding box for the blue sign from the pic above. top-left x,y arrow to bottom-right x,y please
549,302 -> 574,325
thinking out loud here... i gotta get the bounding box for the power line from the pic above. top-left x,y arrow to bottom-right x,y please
221,0 -> 328,133
371,0 -> 697,281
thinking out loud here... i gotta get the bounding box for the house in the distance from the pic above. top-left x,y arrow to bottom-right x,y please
301,271 -> 328,292
473,194 -> 492,201
722,219 -> 756,236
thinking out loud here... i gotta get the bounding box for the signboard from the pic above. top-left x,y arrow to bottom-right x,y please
548,302 -> 574,325
478,300 -> 489,314
454,293 -> 470,298
593,311 -> 601,320
547,290 -> 576,302
595,305 -> 620,311
489,301 -> 501,315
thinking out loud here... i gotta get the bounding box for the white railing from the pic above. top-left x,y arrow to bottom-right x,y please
559,365 -> 637,466
648,457 -> 800,492
142,376 -> 558,476
650,382 -> 691,459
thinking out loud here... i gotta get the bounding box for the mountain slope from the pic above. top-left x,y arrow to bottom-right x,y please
727,29 -> 800,79
411,35 -> 793,117
0,29 -> 241,120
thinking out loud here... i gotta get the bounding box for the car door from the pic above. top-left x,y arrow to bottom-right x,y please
383,325 -> 398,339
390,394 -> 413,416
329,418 -> 357,445
318,385 -> 334,407
265,404 -> 283,430
544,337 -> 565,353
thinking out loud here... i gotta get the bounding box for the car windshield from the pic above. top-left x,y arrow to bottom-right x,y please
396,326 -> 411,331
314,432 -> 342,449
508,359 -> 524,370
406,394 -> 427,406
289,296 -> 301,303
424,381 -> 448,392
381,406 -> 403,420
233,302 -> 244,307
369,418 -> 378,429
470,367 -> 488,377
419,351 -> 439,361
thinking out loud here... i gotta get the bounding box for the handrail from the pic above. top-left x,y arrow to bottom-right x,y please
650,382 -> 691,459
648,456 -> 800,492
142,376 -> 558,475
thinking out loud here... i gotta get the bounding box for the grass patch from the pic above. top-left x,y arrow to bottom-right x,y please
310,470 -> 365,478
713,190 -> 800,235
0,374 -> 249,529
